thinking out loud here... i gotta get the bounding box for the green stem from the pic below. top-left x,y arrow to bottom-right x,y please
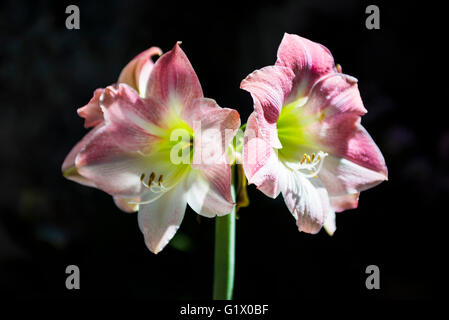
213,166 -> 236,300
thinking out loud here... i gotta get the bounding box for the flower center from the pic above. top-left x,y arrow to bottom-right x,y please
276,98 -> 327,178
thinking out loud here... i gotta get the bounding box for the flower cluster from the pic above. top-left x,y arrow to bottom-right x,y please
62,34 -> 387,253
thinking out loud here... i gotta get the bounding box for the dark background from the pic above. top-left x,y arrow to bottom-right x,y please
0,0 -> 438,300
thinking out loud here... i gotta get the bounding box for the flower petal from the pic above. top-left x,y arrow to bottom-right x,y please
275,33 -> 337,101
319,155 -> 386,196
75,124 -> 151,197
137,183 -> 187,254
330,193 -> 359,212
101,83 -> 169,137
243,113 -> 285,198
77,89 -> 104,128
62,124 -> 104,187
118,46 -> 162,97
323,193 -> 359,235
186,167 -> 234,217
113,196 -> 140,213
146,43 -> 203,110
282,172 -> 330,234
304,73 -> 367,117
241,65 -> 294,148
323,210 -> 336,235
310,113 -> 387,177
187,98 -> 240,168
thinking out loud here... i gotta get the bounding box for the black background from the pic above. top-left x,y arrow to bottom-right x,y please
0,0 -> 438,301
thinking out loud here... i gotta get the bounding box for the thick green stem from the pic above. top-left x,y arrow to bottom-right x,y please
213,166 -> 236,300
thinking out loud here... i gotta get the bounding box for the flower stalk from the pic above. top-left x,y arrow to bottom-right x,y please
213,165 -> 236,300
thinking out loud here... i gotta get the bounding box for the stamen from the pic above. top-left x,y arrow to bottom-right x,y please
295,151 -> 328,179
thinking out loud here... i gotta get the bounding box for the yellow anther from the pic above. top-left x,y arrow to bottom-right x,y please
140,173 -> 146,181
311,153 -> 315,162
306,155 -> 312,163
300,154 -> 307,164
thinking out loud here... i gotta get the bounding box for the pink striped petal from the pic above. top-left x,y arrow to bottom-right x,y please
101,83 -> 169,136
138,183 -> 187,254
188,98 -> 240,168
282,173 -> 330,234
241,66 -> 294,148
319,155 -> 386,196
304,73 -> 367,117
186,165 -> 234,217
275,33 -> 337,101
310,113 -> 387,177
75,124 -> 151,197
77,89 -> 104,128
146,43 -> 203,109
243,113 -> 285,198
118,46 -> 162,97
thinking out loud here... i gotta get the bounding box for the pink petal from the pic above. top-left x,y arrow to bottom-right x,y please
75,124 -> 151,197
118,46 -> 162,97
330,193 -> 359,212
186,165 -> 234,217
275,33 -> 337,101
101,83 -> 170,136
304,73 -> 367,117
319,155 -> 387,196
188,98 -> 240,168
138,183 -> 187,254
242,113 -> 285,198
62,124 -> 104,187
282,173 -> 330,234
310,113 -> 387,177
241,65 -> 294,148
146,42 -> 203,109
77,89 -> 104,128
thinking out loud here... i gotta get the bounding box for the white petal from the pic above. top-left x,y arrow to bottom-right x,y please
282,170 -> 330,234
137,183 -> 187,254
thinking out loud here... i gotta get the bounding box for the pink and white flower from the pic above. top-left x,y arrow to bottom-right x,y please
62,43 -> 240,253
241,33 -> 387,234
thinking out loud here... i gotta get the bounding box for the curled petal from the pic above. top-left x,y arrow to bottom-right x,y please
304,73 -> 367,117
275,33 -> 337,101
113,196 -> 140,213
118,46 -> 162,97
186,166 -> 234,217
243,113 -> 284,198
77,89 -> 104,128
319,155 -> 386,196
138,184 -> 187,254
241,65 -> 294,148
62,124 -> 104,187
146,42 -> 203,110
282,172 -> 330,234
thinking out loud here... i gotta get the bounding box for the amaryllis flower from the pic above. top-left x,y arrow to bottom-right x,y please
242,33 -> 387,234
62,43 -> 240,253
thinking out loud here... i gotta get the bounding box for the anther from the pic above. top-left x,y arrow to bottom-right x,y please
158,175 -> 163,187
148,172 -> 156,185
